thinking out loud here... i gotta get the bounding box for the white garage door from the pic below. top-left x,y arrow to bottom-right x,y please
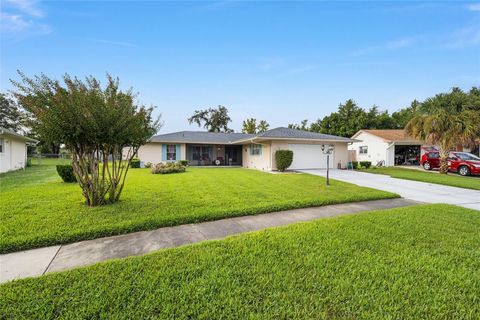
288,144 -> 334,169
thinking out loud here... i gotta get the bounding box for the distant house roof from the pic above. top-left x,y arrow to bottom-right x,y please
150,131 -> 255,144
150,127 -> 355,144
352,129 -> 421,144
255,127 -> 355,142
0,127 -> 38,143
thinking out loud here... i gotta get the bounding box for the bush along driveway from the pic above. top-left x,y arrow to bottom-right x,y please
0,167 -> 397,253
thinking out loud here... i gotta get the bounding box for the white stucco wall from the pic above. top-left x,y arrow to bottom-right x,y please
0,135 -> 28,173
135,143 -> 186,164
242,142 -> 272,171
349,132 -> 391,166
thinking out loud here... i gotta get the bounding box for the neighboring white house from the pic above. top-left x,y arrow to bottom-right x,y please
349,129 -> 427,167
349,129 -> 480,167
0,127 -> 38,173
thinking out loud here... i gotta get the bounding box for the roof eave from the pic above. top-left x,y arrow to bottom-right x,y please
390,140 -> 423,144
149,140 -> 239,145
251,137 -> 356,143
0,129 -> 39,143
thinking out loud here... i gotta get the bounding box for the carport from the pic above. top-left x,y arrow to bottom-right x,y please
393,144 -> 421,166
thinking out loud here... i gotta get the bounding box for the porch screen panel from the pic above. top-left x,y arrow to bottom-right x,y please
188,145 -> 213,165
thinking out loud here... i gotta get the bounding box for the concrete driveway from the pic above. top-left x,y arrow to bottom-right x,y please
299,169 -> 480,211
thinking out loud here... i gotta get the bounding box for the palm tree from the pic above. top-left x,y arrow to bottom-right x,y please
406,88 -> 480,174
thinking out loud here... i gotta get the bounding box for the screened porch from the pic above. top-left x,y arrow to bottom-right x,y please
186,144 -> 242,166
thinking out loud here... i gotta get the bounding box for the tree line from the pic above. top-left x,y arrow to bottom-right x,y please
186,87 -> 479,140
3,84 -> 479,145
287,98 -> 420,138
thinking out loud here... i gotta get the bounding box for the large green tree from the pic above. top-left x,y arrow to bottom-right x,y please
391,100 -> 420,129
242,118 -> 270,134
288,119 -> 309,131
310,99 -> 369,137
242,118 -> 257,134
12,73 -> 160,206
0,93 -> 25,132
365,105 -> 396,129
257,120 -> 270,133
188,105 -> 233,132
406,87 -> 480,174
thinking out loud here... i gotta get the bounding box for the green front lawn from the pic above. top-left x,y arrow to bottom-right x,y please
2,204 -> 479,319
360,167 -> 480,190
0,165 -> 397,253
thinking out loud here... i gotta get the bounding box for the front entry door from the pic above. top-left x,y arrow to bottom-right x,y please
225,146 -> 242,165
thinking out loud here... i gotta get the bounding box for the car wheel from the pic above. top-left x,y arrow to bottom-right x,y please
423,162 -> 431,170
458,166 -> 470,176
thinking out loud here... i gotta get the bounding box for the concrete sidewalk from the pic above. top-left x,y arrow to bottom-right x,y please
0,198 -> 417,283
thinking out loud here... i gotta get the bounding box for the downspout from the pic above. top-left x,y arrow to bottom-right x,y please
386,142 -> 395,166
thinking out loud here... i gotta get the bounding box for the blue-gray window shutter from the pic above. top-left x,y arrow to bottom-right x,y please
161,144 -> 167,161
176,144 -> 181,160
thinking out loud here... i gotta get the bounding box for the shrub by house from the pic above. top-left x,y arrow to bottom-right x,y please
151,162 -> 186,174
275,150 -> 293,172
359,161 -> 372,169
130,158 -> 141,168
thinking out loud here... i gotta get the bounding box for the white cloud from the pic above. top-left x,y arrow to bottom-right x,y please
446,21 -> 480,48
352,36 -> 417,56
285,65 -> 317,75
466,3 -> 480,11
0,0 -> 50,38
195,0 -> 242,11
5,0 -> 44,17
259,57 -> 285,71
93,39 -> 138,48
258,57 -> 317,76
0,13 -> 32,33
385,37 -> 416,50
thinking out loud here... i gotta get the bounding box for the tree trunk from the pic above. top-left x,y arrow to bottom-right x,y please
51,143 -> 61,154
71,146 -> 135,207
439,147 -> 449,174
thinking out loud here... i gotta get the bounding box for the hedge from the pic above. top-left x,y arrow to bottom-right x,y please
275,150 -> 293,172
130,158 -> 141,168
56,165 -> 77,183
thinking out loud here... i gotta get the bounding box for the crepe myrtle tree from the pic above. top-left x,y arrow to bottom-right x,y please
12,72 -> 160,206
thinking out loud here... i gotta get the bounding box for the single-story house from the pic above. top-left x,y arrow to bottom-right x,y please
136,127 -> 356,171
0,127 -> 38,173
349,129 -> 428,167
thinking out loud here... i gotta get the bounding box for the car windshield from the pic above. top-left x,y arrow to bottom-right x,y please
454,152 -> 480,161
427,152 -> 439,159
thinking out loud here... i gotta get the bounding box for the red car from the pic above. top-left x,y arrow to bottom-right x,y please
421,151 -> 480,176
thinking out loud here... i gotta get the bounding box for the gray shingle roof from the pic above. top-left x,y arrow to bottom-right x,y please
150,131 -> 255,144
257,127 -> 354,141
150,127 -> 353,144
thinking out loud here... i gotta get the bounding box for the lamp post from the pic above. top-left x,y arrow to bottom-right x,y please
321,144 -> 334,185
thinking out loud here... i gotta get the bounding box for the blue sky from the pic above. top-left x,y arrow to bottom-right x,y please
1,1 -> 479,133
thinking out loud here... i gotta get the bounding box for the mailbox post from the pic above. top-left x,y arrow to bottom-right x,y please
321,144 -> 334,185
